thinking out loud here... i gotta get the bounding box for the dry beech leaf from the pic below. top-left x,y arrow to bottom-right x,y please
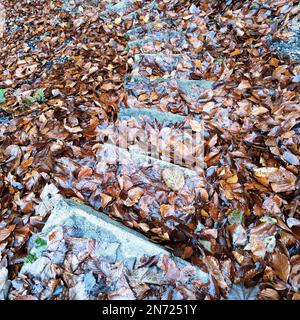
78,166 -> 93,179
204,256 -> 228,293
0,225 -> 16,242
250,235 -> 266,260
253,167 -> 296,192
124,187 -> 144,206
160,204 -> 175,218
252,106 -> 268,116
100,193 -> 112,208
272,252 -> 290,281
258,288 -> 280,300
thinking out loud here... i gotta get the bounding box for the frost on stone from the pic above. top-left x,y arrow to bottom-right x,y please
228,283 -> 260,300
35,183 -> 63,217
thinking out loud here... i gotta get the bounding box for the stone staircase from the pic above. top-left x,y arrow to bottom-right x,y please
96,1 -> 214,240
92,0 -> 213,261
99,0 -> 211,170
10,0 -> 243,300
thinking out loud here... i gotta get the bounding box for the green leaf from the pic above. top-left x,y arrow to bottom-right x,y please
228,209 -> 244,225
34,89 -> 47,103
35,237 -> 47,248
259,216 -> 277,224
24,253 -> 38,264
0,89 -> 6,103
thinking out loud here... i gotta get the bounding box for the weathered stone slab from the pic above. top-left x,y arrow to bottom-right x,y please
121,0 -> 158,19
43,199 -> 170,261
131,53 -> 200,79
124,74 -> 214,92
123,75 -> 215,113
0,267 -> 10,300
21,198 -> 208,286
105,0 -> 136,14
128,30 -> 184,48
127,22 -> 179,40
97,143 -> 199,177
119,107 -> 185,124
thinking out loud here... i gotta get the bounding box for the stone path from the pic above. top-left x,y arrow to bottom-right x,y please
98,0 -> 211,173
12,0 -> 217,299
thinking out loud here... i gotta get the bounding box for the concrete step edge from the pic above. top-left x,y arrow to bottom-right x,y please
98,142 -> 199,177
124,74 -> 215,90
21,197 -> 209,286
118,107 -> 186,124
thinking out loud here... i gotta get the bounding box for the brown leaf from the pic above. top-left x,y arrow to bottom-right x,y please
160,204 -> 175,218
272,252 -> 290,281
78,166 -> 93,179
0,225 -> 16,242
250,235 -> 266,260
204,256 -> 228,294
258,288 -> 280,300
100,193 -> 113,208
124,187 -> 144,206
253,167 -> 296,192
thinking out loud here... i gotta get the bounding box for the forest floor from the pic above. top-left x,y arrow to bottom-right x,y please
0,0 -> 299,300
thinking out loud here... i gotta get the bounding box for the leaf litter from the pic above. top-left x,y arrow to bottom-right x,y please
0,0 -> 299,300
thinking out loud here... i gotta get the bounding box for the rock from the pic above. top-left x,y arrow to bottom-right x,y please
21,257 -> 56,283
69,281 -> 89,300
162,167 -> 185,191
38,199 -> 209,284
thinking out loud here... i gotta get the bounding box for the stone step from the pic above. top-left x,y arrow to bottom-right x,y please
127,33 -> 203,55
124,3 -> 202,40
127,27 -> 219,55
123,75 -> 215,115
99,0 -> 156,20
119,106 -> 186,124
43,199 -> 190,262
112,0 -> 188,18
124,75 -> 214,91
126,19 -> 176,38
16,197 -> 209,299
124,12 -> 180,34
98,111 -> 204,172
130,53 -> 224,81
97,142 -> 202,176
105,0 -> 143,14
131,53 -> 200,79
94,143 -> 206,235
121,0 -> 158,19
